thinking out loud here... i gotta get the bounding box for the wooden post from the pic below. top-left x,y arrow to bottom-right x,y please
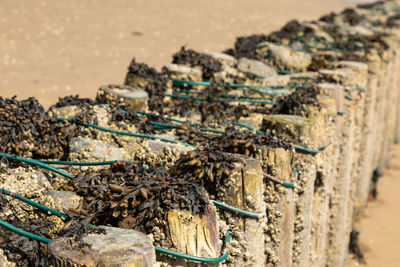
262,114 -> 317,267
318,64 -> 367,266
308,82 -> 344,267
261,147 -> 295,267
213,154 -> 265,266
156,205 -> 222,267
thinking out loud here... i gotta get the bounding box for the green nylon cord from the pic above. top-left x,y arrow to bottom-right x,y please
164,93 -> 278,105
303,44 -> 340,52
345,95 -> 353,101
176,89 -> 275,101
225,121 -> 320,155
226,121 -> 264,135
0,219 -> 51,243
281,169 -> 298,188
276,69 -> 297,75
318,142 -> 331,151
146,116 -> 321,155
344,85 -> 366,92
0,188 -> 69,219
200,128 -> 225,134
39,160 -> 116,166
136,111 -> 200,126
172,79 -> 290,95
154,230 -> 230,263
293,144 -> 319,154
0,152 -> 73,179
294,169 -> 298,177
211,200 -> 263,218
252,42 -> 314,56
173,79 -> 307,90
55,118 -> 196,148
148,120 -> 224,134
290,76 -> 316,80
270,83 -> 310,89
137,111 -> 225,133
282,182 -> 296,188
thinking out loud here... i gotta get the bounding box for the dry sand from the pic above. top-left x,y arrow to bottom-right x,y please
1,0 -> 359,107
0,0 -> 398,266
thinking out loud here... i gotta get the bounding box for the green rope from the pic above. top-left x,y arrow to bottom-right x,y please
176,89 -> 275,101
226,121 -> 264,134
290,76 -> 316,81
0,188 -> 69,219
282,182 -> 296,188
154,230 -> 230,263
200,128 -> 225,134
318,142 -> 331,151
55,118 -> 196,148
172,79 -> 210,87
252,42 -> 314,56
345,95 -> 353,101
293,144 -> 319,154
136,111 -> 200,126
0,152 -> 73,179
303,44 -> 341,52
164,93 -> 278,105
344,85 -> 366,92
276,69 -> 297,75
264,172 -> 296,188
270,83 -> 311,89
145,119 -> 224,134
226,121 -> 320,155
39,160 -> 116,166
211,200 -> 263,218
337,110 -> 346,115
172,79 -> 291,95
0,219 -> 51,243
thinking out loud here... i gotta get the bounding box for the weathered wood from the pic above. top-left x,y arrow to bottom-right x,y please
308,83 -> 344,267
319,63 -> 368,266
215,155 -> 265,266
156,205 -> 221,267
262,115 -> 317,267
261,147 -> 295,267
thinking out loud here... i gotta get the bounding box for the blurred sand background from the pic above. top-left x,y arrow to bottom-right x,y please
0,0 -> 399,266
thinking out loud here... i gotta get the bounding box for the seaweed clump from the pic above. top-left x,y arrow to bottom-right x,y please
171,149 -> 243,196
175,125 -> 292,156
172,47 -> 222,80
63,161 -> 210,234
270,86 -> 321,116
0,96 -> 77,159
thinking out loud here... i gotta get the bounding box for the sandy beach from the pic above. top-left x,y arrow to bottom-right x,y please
0,0 -> 398,266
